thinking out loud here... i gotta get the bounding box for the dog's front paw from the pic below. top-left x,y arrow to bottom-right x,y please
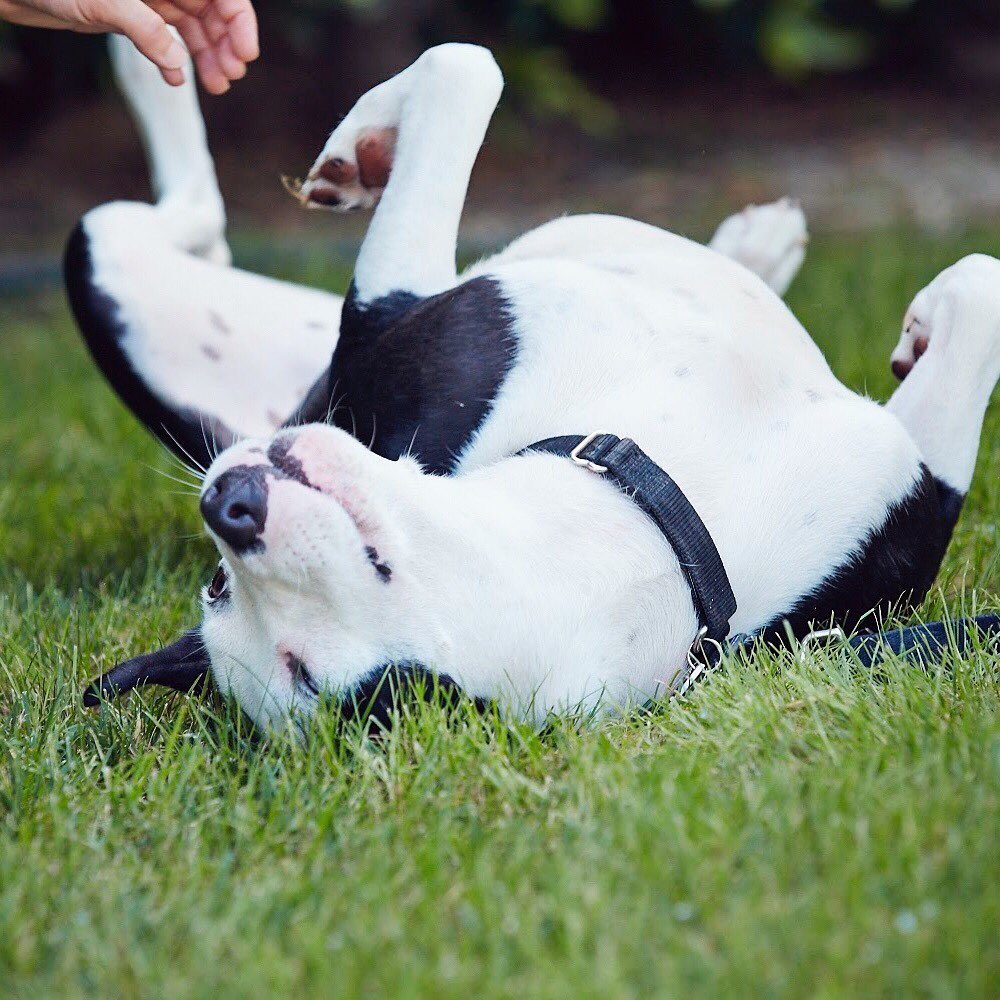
892,254 -> 1000,381
710,197 -> 808,296
288,125 -> 398,212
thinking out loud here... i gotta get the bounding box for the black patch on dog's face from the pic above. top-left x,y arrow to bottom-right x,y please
365,546 -> 392,582
293,277 -> 518,475
284,652 -> 320,697
342,663 -> 488,730
267,437 -> 316,490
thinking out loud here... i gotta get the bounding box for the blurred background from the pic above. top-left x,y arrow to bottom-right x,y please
2,0 -> 999,287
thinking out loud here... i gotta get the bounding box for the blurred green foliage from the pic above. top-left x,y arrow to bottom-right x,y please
695,0 -> 912,77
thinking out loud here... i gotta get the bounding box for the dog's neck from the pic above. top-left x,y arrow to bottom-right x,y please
376,456 -> 699,716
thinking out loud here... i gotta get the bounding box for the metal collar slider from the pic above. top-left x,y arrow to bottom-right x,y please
570,431 -> 610,474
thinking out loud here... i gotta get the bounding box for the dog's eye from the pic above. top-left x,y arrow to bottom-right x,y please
208,564 -> 229,601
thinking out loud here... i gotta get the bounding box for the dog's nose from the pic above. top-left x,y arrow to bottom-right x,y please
200,468 -> 268,553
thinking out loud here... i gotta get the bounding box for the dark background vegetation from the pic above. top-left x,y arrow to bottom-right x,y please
2,0 -> 999,263
3,0 -> 1000,138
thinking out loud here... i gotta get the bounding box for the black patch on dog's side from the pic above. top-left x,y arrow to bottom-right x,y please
285,289 -> 421,429
343,663 -> 488,730
343,286 -> 422,340
765,465 -> 961,639
284,367 -> 336,429
313,279 -> 518,474
935,478 -> 965,538
64,221 -> 235,470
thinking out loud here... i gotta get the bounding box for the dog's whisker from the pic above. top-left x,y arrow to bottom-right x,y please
404,424 -> 420,460
160,425 -> 208,476
198,414 -> 213,469
163,448 -> 204,481
145,465 -> 203,492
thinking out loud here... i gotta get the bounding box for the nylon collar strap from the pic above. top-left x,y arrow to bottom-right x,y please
524,433 -> 737,647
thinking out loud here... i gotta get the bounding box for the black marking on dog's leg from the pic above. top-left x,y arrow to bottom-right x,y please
209,311 -> 231,335
766,464 -> 959,639
64,221 -> 235,469
343,663 -> 488,730
326,277 -> 519,474
365,546 -> 392,582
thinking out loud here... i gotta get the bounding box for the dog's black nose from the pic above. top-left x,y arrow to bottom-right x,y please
200,467 -> 268,553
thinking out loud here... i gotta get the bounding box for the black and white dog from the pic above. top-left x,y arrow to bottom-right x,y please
71,41 -> 999,729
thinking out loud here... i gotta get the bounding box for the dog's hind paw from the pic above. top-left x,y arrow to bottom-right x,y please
710,197 -> 808,296
892,253 -> 1000,381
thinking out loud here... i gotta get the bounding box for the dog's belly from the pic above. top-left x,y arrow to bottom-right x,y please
329,233 -> 828,475
329,240 -> 941,638
464,255 -> 939,637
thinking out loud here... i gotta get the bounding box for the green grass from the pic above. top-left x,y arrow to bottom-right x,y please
1,231 -> 998,997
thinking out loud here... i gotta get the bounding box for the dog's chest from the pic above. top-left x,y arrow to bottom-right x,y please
328,279 -> 518,473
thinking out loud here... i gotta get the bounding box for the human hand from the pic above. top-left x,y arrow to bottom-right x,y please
0,0 -> 259,93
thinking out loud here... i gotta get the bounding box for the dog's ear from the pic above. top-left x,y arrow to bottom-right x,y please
83,628 -> 210,707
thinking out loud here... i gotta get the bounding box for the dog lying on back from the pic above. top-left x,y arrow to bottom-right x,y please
71,42 -> 999,729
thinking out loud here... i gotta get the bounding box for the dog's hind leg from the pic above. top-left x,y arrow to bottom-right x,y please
886,254 -> 1000,533
709,198 -> 808,296
109,33 -> 231,265
65,38 -> 342,467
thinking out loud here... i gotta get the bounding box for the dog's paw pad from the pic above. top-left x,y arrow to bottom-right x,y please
294,127 -> 398,212
317,157 -> 358,186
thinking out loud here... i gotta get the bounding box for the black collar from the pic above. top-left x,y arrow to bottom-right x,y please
524,432 -> 737,684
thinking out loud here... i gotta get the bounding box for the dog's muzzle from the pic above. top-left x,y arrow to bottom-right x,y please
201,466 -> 269,553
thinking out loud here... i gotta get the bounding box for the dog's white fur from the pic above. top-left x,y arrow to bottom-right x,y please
80,36 -> 342,439
184,45 -> 1000,729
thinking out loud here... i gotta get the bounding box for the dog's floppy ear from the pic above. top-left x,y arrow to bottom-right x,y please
83,628 -> 210,707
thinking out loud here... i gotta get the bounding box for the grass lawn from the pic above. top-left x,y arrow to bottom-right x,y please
1,230 -> 998,997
